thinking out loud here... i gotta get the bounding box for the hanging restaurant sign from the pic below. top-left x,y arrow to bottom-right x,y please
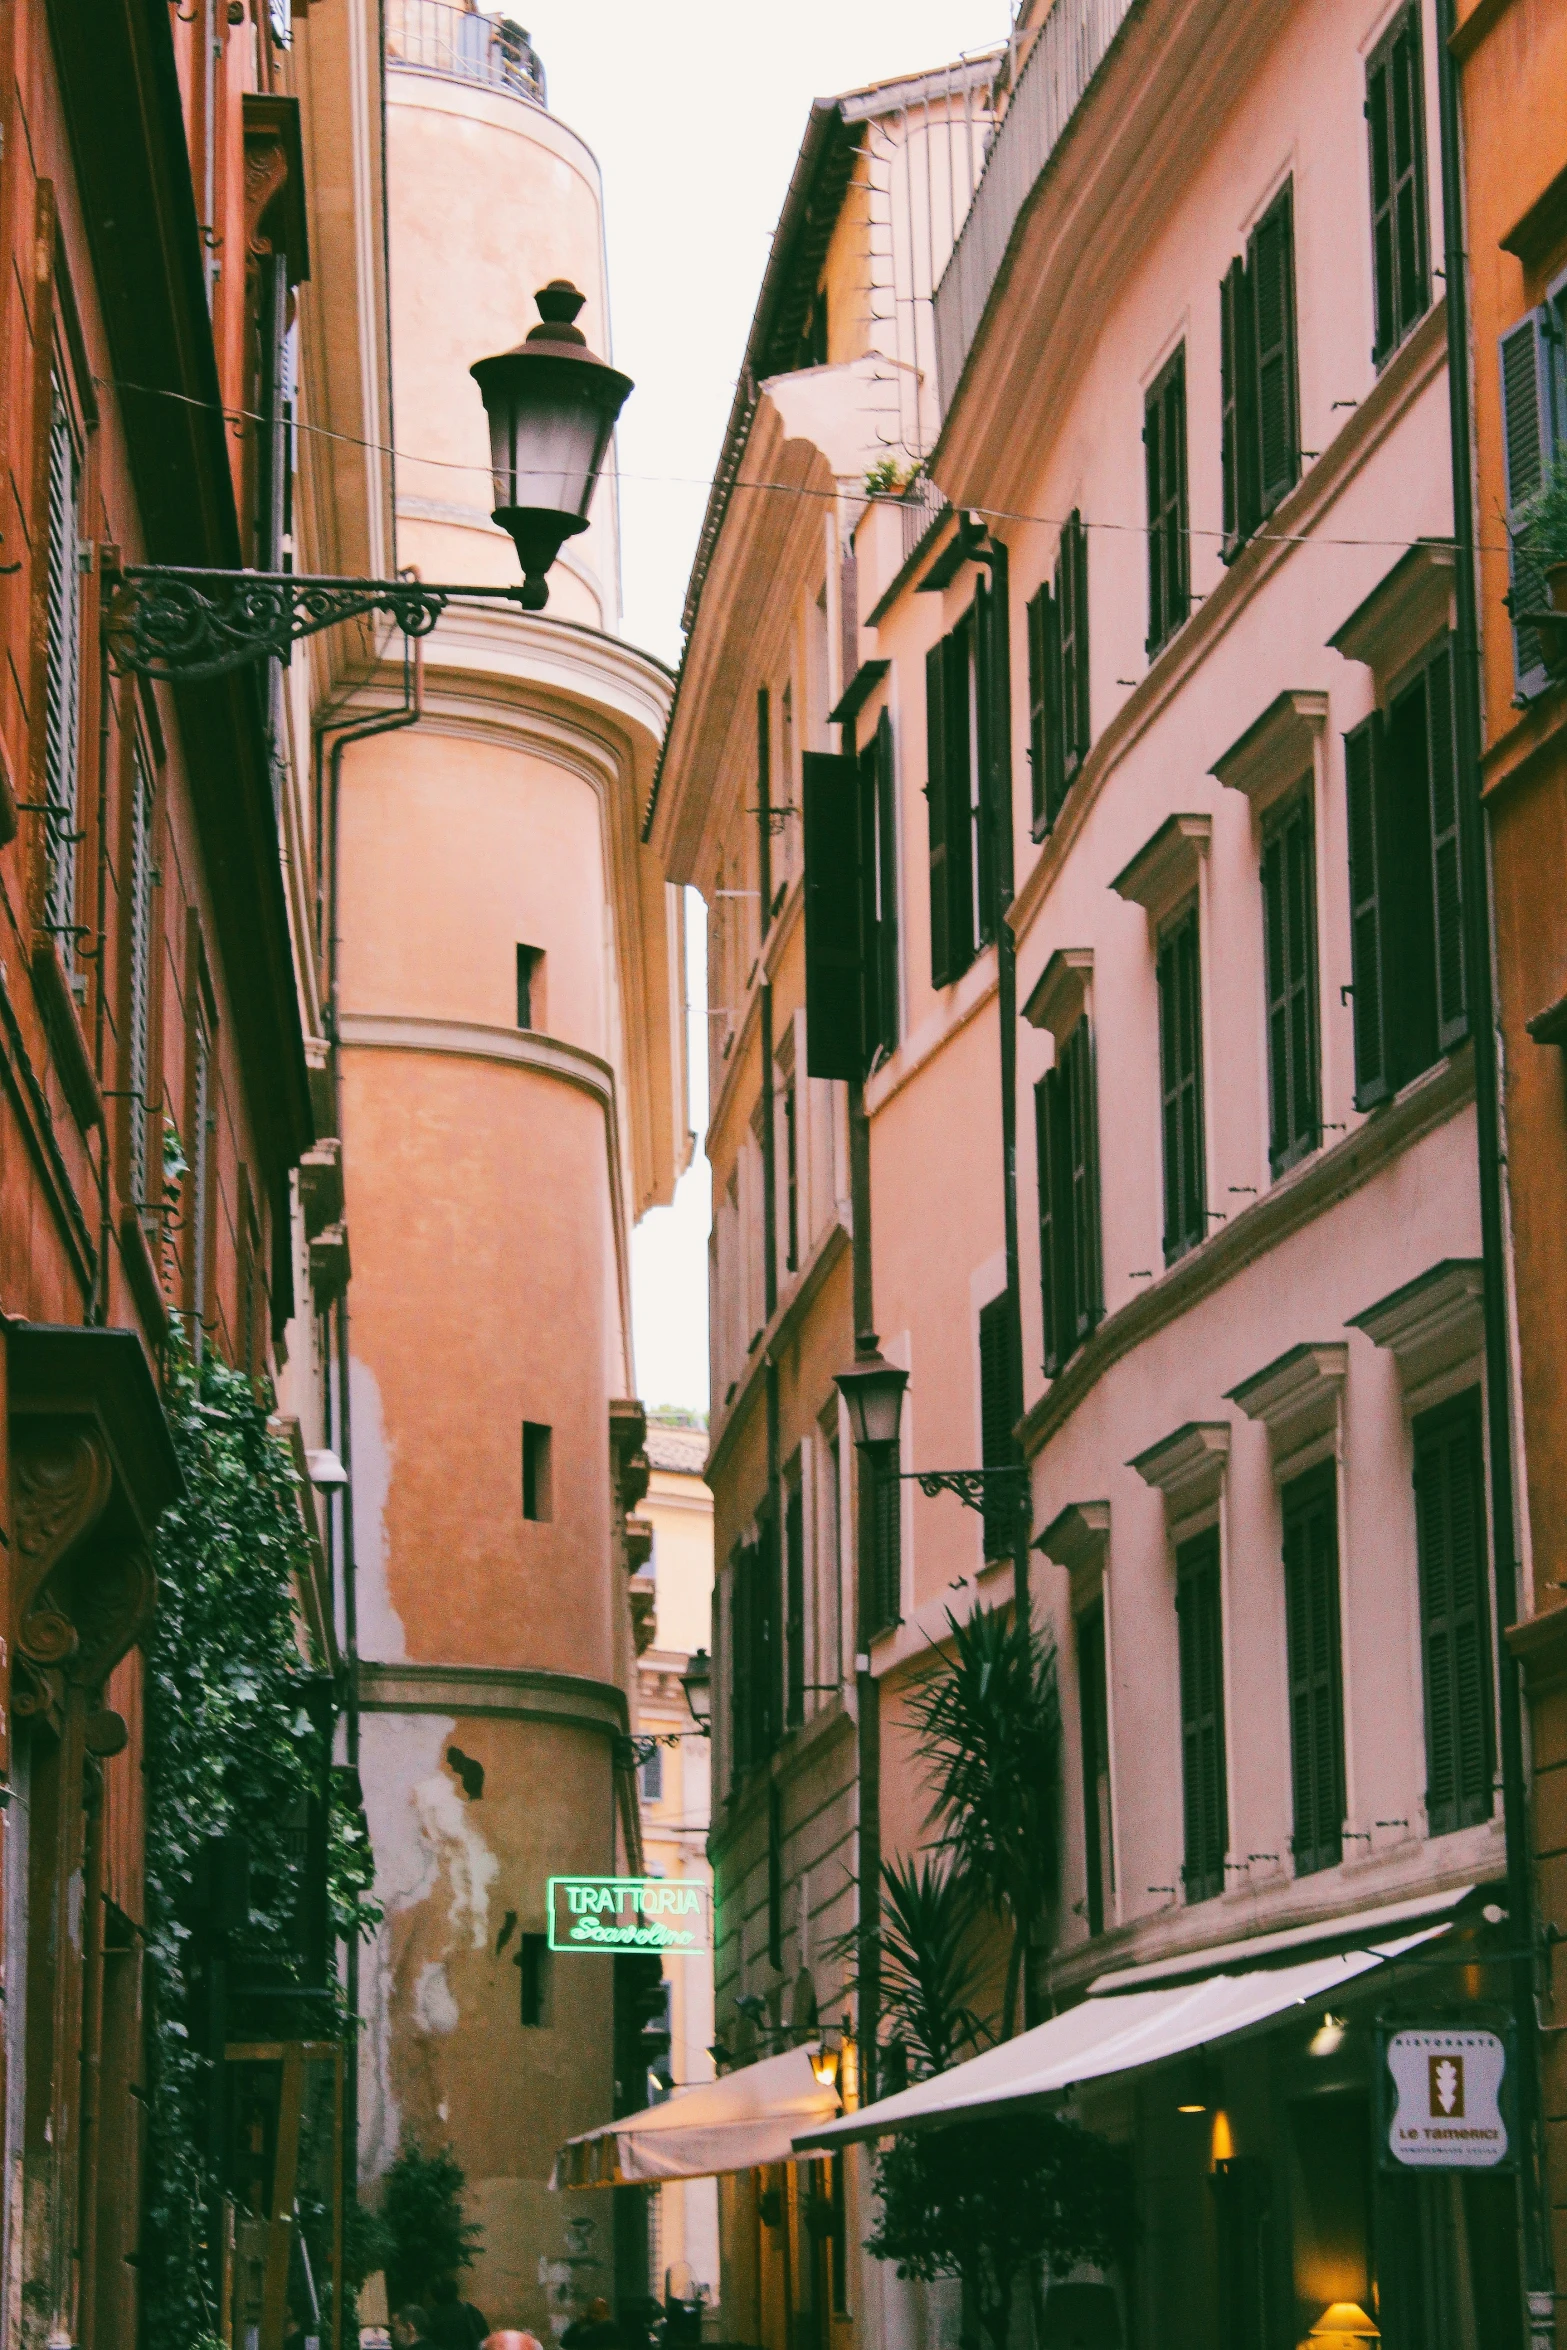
548,1875 -> 711,1955
1381,2026 -> 1512,2168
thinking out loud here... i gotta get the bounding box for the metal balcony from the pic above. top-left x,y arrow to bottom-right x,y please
385,0 -> 547,109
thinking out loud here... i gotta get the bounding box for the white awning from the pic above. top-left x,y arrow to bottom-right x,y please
793,1923 -> 1453,2153
554,2046 -> 840,2187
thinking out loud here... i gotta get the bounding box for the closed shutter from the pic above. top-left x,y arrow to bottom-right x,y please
1366,5 -> 1429,365
1252,184 -> 1298,513
875,708 -> 899,1060
1261,789 -> 1319,1171
981,542 -> 1014,912
1026,583 -> 1051,834
802,750 -> 864,1079
757,686 -> 773,939
127,747 -> 156,1215
730,1544 -> 753,1784
1145,349 -> 1189,655
1158,905 -> 1205,1261
43,379 -> 82,957
1065,1015 -> 1103,1342
1220,255 -> 1256,554
1176,1529 -> 1228,1903
978,1291 -> 1022,1561
1344,716 -> 1391,1108
870,1453 -> 902,1635
1041,577 -> 1066,828
857,729 -> 882,1060
1057,515 -> 1088,791
1036,1073 -> 1061,1374
944,624 -> 977,974
1385,665 -> 1440,1083
785,1479 -> 805,1730
1424,645 -> 1467,1050
1282,1461 -> 1344,1876
1078,1600 -> 1111,1938
1499,313 -> 1553,697
926,640 -> 953,987
191,1002 -> 213,1351
1414,1389 -> 1495,1835
758,1505 -> 781,1759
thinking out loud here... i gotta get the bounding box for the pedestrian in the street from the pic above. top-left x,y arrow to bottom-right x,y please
429,2274 -> 489,2350
391,2309 -> 435,2350
480,2334 -> 544,2350
560,2296 -> 623,2350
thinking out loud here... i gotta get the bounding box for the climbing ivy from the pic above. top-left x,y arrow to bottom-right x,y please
140,1326 -> 379,2344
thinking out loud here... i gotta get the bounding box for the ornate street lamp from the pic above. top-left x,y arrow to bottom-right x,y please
104,279 -> 630,680
680,1646 -> 712,1737
833,1348 -> 908,1455
470,280 -> 632,611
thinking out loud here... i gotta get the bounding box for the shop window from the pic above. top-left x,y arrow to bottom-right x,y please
1287,2091 -> 1372,2344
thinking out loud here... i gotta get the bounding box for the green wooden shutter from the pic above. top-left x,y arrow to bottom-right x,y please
978,1291 -> 1022,1560
1069,513 -> 1091,775
1220,256 -> 1247,555
1344,717 -> 1392,1108
1035,1073 -> 1061,1374
1424,645 -> 1467,1050
1176,1529 -> 1227,1902
1144,378 -> 1166,654
1158,906 -> 1205,1261
857,729 -> 881,1061
1252,183 -> 1299,513
926,640 -> 953,987
1056,518 -> 1081,790
1147,350 -> 1190,652
1261,790 -> 1319,1172
1066,1015 -> 1103,1342
1282,1461 -> 1344,1876
984,541 -> 1014,911
1414,1390 -> 1495,1835
1042,576 -> 1065,828
1078,1599 -> 1110,1938
1366,45 -> 1396,362
1026,583 -> 1050,835
786,1479 -> 805,1730
127,748 -> 156,1215
802,750 -> 865,1079
1385,666 -> 1441,1084
757,1504 -> 781,1759
875,708 -> 899,1061
944,623 -> 977,974
43,379 -> 82,959
1367,6 -> 1429,363
1499,312 -> 1553,697
871,1453 -> 902,1635
757,686 -> 773,939
730,1544 -> 752,1784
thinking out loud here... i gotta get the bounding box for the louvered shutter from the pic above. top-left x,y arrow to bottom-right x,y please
874,708 -> 899,1060
1035,1074 -> 1061,1373
1158,907 -> 1205,1261
871,1452 -> 902,1634
127,748 -> 156,1214
1344,717 -> 1392,1108
1056,520 -> 1080,792
1252,185 -> 1298,514
1176,1531 -> 1227,1903
1069,513 -> 1091,775
1282,1462 -> 1344,1876
1424,645 -> 1467,1049
926,640 -> 953,986
1385,667 -> 1440,1083
983,542 -> 1014,911
1144,381 -> 1166,654
944,625 -> 977,974
1499,313 -> 1553,697
1261,791 -> 1319,1171
785,1480 -> 805,1729
1220,257 -> 1246,555
1065,1017 -> 1102,1344
857,730 -> 881,1060
1078,1600 -> 1110,1937
757,686 -> 774,938
43,380 -> 82,957
730,1545 -> 753,1783
1366,7 -> 1429,363
1414,1391 -> 1494,1835
1145,351 -> 1191,652
803,750 -> 865,1079
978,1291 -> 1022,1560
1366,47 -> 1397,362
1026,584 -> 1050,833
1041,579 -> 1065,828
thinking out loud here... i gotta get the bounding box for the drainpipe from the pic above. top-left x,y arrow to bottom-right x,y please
847,1080 -> 881,2111
1432,8 -> 1553,2339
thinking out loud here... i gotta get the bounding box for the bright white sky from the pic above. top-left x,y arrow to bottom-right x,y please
514,1 -> 1011,1412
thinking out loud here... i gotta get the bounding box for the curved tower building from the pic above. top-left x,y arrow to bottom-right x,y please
346,8 -> 686,2324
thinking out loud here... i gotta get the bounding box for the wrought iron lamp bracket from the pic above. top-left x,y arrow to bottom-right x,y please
104,563 -> 533,682
900,1466 -> 1030,1519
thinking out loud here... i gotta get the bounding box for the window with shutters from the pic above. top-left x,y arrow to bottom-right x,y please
126,745 -> 157,1223
189,991 -> 215,1355
1028,515 -> 1091,838
1036,1016 -> 1103,1374
858,708 -> 899,1065
1260,789 -> 1320,1175
1176,1528 -> 1228,1903
785,1468 -> 805,1730
867,1449 -> 902,1639
1343,638 -> 1466,1111
803,727 -> 897,1081
43,375 -> 84,968
1221,183 -> 1299,558
756,686 -> 774,937
978,1291 -> 1023,1561
926,569 -> 1011,988
1365,4 -> 1430,368
1498,294 -> 1567,699
1158,904 -> 1207,1263
729,1541 -> 753,1787
1414,1388 -> 1495,1835
818,1409 -> 843,1696
1282,1461 -> 1345,1876
1145,347 -> 1190,657
1078,1599 -> 1114,1936
782,1072 -> 799,1273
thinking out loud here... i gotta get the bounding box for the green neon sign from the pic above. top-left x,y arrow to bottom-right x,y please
548,1875 -> 711,1954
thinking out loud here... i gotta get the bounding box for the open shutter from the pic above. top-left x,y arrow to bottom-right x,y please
757,686 -> 773,938
1158,907 -> 1205,1261
1414,1391 -> 1494,1836
1042,578 -> 1065,828
926,640 -> 953,987
1366,44 -> 1396,361
1162,354 -> 1190,638
127,749 -> 156,1214
1035,1074 -> 1060,1374
1282,1462 -> 1344,1875
1252,184 -> 1298,513
1056,523 -> 1079,793
977,1291 -> 1022,1561
785,1480 -> 805,1729
874,708 -> 899,1061
43,380 -> 82,956
1144,381 -> 1166,654
1221,257 -> 1245,554
871,1452 -> 902,1635
1176,1531 -> 1227,1902
1424,645 -> 1466,1050
802,750 -> 864,1079
1344,716 -> 1392,1109
1499,312 -> 1553,697
1067,1017 -> 1102,1340
857,730 -> 881,1062
1078,1601 -> 1110,1937
1367,6 -> 1428,363
983,543 -> 1014,911
730,1544 -> 753,1784
1262,792 -> 1319,1170
943,625 -> 977,974
1069,513 -> 1091,774
1026,584 -> 1050,833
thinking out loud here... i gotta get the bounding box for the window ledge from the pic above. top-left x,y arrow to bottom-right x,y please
1210,689 -> 1328,808
1227,1340 -> 1347,1482
1346,1256 -> 1484,1416
1109,812 -> 1211,930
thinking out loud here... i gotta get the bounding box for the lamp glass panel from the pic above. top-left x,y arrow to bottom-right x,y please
490,389 -> 615,521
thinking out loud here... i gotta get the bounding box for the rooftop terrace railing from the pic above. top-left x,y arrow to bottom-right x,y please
385,0 -> 547,108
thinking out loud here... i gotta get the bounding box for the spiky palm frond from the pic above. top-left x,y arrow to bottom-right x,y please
878,1853 -> 990,2078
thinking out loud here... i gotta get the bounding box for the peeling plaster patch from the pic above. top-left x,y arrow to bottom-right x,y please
413,1961 -> 460,2036
413,1765 -> 500,1949
358,1712 -> 455,2186
350,1353 -> 406,1660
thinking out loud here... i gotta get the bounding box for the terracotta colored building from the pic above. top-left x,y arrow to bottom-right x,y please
345,10 -> 688,2330
1452,0 -> 1567,2328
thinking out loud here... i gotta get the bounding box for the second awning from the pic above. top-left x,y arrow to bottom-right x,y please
554,2045 -> 840,2187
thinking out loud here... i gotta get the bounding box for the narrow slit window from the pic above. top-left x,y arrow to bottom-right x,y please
522,1421 -> 553,1521
516,944 -> 544,1031
518,1933 -> 551,2028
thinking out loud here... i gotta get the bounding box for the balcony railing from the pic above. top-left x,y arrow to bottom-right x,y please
900,474 -> 948,568
933,0 -> 1135,415
386,0 -> 547,108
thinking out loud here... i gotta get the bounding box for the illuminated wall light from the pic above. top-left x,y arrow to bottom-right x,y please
1309,2013 -> 1347,2057
1210,2108 -> 1234,2166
